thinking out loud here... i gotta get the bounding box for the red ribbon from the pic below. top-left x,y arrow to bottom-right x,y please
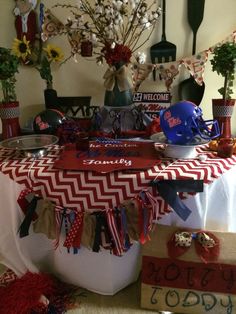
136,194 -> 151,245
63,211 -> 84,249
167,229 -> 220,263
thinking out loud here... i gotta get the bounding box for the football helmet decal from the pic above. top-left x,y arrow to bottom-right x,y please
160,101 -> 220,144
33,109 -> 68,134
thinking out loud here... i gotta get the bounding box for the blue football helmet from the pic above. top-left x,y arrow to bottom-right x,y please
160,101 -> 220,145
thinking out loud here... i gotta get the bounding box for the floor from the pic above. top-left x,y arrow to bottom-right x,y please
0,264 -> 174,313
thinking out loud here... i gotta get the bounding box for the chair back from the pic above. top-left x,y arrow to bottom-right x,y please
57,96 -> 95,118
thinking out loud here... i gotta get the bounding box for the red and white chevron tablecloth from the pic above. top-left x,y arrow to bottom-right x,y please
0,144 -> 236,213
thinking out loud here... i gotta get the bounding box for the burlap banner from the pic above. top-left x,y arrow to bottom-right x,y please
41,7 -> 236,92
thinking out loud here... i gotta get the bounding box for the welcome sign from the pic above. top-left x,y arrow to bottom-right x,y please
54,140 -> 161,173
133,92 -> 171,119
141,224 -> 236,314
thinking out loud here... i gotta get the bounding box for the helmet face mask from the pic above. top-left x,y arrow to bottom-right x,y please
160,101 -> 220,145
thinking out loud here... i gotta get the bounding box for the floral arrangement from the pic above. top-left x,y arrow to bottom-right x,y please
35,44 -> 64,89
102,43 -> 132,66
0,40 -> 28,103
51,0 -> 161,66
12,34 -> 64,90
12,35 -> 32,64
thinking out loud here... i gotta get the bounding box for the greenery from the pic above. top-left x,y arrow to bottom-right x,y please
35,44 -> 64,89
0,36 -> 31,104
11,35 -> 63,90
210,42 -> 236,99
0,47 -> 20,103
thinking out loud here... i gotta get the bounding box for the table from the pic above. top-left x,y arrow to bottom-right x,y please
1,144 -> 236,294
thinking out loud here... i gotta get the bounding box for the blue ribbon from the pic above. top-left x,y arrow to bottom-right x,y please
151,180 -> 204,221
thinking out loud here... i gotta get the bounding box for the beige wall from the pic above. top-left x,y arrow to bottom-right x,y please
0,0 -> 236,134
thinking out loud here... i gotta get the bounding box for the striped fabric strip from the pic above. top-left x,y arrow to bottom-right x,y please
106,209 -> 123,256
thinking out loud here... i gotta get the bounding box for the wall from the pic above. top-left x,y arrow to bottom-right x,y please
0,0 -> 236,134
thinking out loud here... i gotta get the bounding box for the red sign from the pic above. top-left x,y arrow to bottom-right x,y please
54,140 -> 161,173
142,256 -> 236,295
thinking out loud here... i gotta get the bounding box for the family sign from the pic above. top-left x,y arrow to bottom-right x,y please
54,140 -> 161,172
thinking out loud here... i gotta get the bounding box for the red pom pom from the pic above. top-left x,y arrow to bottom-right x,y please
0,272 -> 56,314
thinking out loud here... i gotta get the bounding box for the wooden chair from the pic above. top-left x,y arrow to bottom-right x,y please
57,96 -> 100,130
57,96 -> 95,118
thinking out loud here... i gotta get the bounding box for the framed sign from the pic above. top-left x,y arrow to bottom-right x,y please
133,92 -> 171,119
141,224 -> 236,314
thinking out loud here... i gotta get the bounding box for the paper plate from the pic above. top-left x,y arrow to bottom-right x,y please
150,132 -> 209,159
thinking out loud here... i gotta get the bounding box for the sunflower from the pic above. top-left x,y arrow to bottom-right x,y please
12,35 -> 31,61
36,44 -> 64,89
43,44 -> 64,63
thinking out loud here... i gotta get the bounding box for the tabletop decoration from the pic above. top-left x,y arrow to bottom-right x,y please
0,134 -> 59,158
43,0 -> 161,107
0,45 -> 26,139
145,116 -> 161,135
54,140 -> 161,173
93,104 -> 148,138
56,119 -> 82,145
35,43 -> 64,109
217,137 -> 235,158
209,138 -> 236,155
211,42 -> 236,139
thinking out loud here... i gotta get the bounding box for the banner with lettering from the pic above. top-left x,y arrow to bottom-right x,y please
141,224 -> 236,314
54,140 -> 161,172
133,92 -> 171,119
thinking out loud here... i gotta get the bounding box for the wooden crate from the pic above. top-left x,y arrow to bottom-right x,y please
141,224 -> 236,314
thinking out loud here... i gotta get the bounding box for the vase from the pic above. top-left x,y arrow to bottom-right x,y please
0,101 -> 21,140
103,63 -> 133,107
44,88 -> 58,109
212,98 -> 235,138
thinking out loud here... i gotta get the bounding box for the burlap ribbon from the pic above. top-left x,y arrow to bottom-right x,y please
167,229 -> 220,263
122,200 -> 140,241
81,213 -> 96,249
33,199 -> 56,240
103,65 -> 133,92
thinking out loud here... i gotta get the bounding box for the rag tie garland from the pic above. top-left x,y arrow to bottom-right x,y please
167,230 -> 220,263
103,64 -> 133,92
